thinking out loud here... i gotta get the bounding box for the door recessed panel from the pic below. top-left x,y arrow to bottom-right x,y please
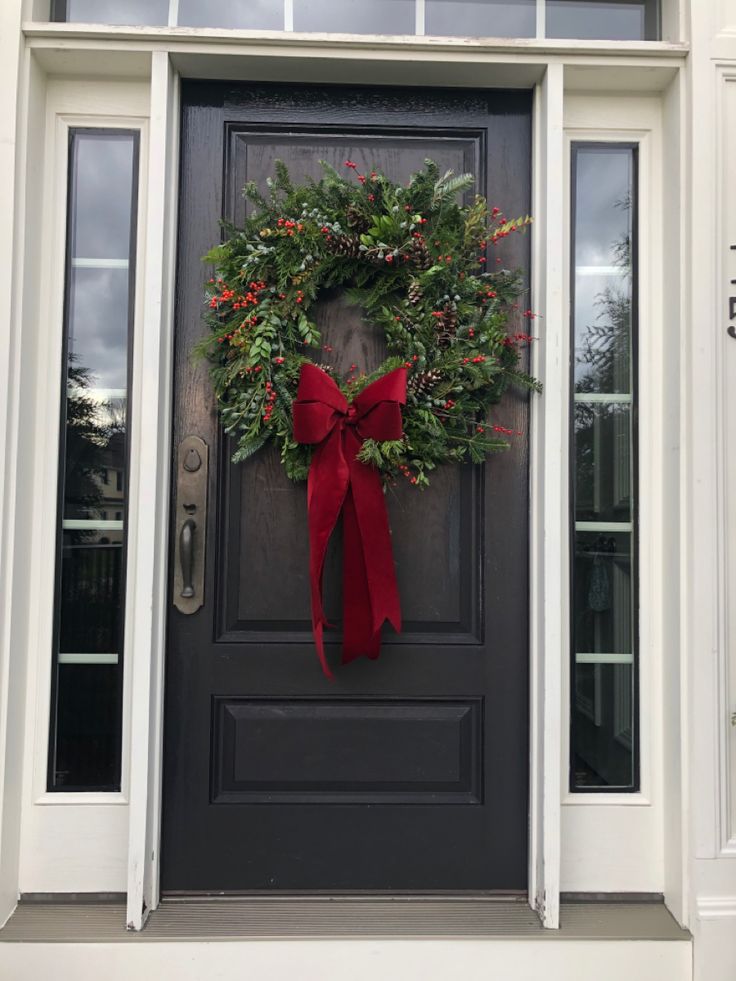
212,697 -> 483,803
225,130 -> 482,229
220,446 -> 482,641
218,130 -> 484,643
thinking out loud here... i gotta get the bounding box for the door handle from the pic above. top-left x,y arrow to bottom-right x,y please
173,436 -> 208,614
179,518 -> 196,598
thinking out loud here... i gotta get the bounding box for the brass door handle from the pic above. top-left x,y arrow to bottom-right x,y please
179,518 -> 196,598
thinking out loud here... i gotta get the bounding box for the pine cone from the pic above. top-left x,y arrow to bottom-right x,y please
345,205 -> 371,234
325,234 -> 362,258
408,368 -> 441,398
435,301 -> 458,347
408,280 -> 423,305
442,301 -> 458,333
409,238 -> 432,270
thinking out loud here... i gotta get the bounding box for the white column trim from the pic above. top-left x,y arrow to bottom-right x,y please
713,66 -> 736,859
125,51 -> 178,931
0,0 -> 28,929
528,62 -> 565,930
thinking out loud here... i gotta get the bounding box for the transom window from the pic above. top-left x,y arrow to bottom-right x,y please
50,0 -> 661,41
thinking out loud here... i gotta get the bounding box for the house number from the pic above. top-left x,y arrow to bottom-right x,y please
729,244 -> 736,339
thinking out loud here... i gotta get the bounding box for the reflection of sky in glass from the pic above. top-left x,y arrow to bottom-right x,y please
72,136 -> 135,260
426,0 -> 535,38
178,0 -> 283,28
294,0 -> 414,34
575,149 -> 631,267
574,148 -> 632,393
68,268 -> 129,390
66,0 -> 168,25
547,1 -> 647,40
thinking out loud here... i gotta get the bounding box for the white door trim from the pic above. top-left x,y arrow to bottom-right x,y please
125,51 -> 179,931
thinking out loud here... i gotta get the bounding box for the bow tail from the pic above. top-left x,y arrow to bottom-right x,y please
339,432 -> 401,666
341,486 -> 381,664
306,434 -> 350,680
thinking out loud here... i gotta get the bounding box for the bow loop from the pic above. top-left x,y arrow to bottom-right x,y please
292,401 -> 343,445
296,362 -> 347,412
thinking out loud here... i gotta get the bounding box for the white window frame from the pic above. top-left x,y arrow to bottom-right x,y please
560,94 -> 668,893
17,79 -> 150,893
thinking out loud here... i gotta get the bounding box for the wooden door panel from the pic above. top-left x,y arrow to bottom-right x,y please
163,82 -> 531,893
219,453 -> 481,641
226,130 -> 481,229
219,127 -> 484,643
211,696 -> 482,804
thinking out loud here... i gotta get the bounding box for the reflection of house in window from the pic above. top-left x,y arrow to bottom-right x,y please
94,432 -> 125,545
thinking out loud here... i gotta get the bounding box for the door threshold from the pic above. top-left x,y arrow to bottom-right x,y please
161,891 -> 529,902
1,898 -> 690,943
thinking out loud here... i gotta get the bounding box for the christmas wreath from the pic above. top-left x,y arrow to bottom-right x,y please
197,158 -> 538,487
197,159 -> 539,677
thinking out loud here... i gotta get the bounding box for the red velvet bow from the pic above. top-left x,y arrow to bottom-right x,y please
292,362 -> 407,678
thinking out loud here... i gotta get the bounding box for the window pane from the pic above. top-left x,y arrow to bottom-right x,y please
68,268 -> 130,389
294,0 -> 414,34
64,0 -> 168,25
570,143 -> 637,792
71,137 -> 135,259
177,0 -> 283,30
48,130 -> 138,793
572,533 -> 635,789
573,532 -> 633,660
574,402 -> 632,524
571,663 -> 634,788
573,147 -> 633,394
426,0 -> 535,38
547,0 -> 657,41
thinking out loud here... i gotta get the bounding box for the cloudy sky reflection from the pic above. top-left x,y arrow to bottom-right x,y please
547,1 -> 646,41
178,0 -> 283,29
294,0 -> 414,34
426,0 -> 535,38
574,147 -> 633,394
67,0 -> 168,26
72,135 -> 135,260
68,268 -> 129,391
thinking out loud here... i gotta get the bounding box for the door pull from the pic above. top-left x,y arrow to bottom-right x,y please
179,518 -> 196,598
173,436 -> 208,614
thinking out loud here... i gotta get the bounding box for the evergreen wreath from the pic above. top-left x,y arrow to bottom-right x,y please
197,159 -> 540,487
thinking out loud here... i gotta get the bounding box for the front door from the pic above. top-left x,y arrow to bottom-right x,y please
162,81 -> 531,893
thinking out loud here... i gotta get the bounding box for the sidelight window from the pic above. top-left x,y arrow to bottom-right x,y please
50,0 -> 661,40
47,129 -> 139,792
569,143 -> 638,791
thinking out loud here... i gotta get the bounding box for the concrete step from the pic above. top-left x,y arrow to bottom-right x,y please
0,898 -> 692,981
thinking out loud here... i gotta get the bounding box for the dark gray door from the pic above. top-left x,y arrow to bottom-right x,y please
162,81 -> 531,893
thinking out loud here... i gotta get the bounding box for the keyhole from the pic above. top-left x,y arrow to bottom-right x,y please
183,448 -> 202,472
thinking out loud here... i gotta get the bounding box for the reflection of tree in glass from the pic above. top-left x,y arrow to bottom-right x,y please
60,355 -> 125,657
575,193 -> 632,518
576,191 -> 631,398
64,356 -> 126,541
64,357 -> 108,543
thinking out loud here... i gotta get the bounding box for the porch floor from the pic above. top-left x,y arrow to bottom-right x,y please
0,897 -> 690,942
